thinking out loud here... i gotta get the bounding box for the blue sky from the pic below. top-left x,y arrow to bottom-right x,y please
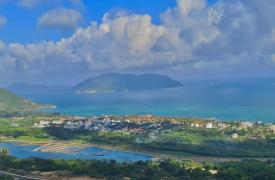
0,0 -> 177,43
0,0 -> 219,43
0,0 -> 274,85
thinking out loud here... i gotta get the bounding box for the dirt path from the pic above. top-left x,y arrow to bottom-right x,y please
0,170 -> 48,180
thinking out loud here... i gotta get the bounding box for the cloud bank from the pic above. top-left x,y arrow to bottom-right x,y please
1,0 -> 275,83
38,8 -> 83,30
18,0 -> 48,8
17,0 -> 82,8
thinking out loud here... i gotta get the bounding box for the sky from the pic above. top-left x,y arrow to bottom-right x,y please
0,0 -> 275,85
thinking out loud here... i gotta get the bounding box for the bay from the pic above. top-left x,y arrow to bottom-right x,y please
17,80 -> 275,122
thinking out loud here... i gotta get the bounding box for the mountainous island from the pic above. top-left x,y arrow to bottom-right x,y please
0,88 -> 44,112
75,73 -> 183,94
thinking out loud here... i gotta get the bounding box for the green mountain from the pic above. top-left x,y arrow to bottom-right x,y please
0,88 -> 42,112
75,73 -> 183,93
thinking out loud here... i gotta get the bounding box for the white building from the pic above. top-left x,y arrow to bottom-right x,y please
206,122 -> 213,129
52,120 -> 63,125
232,133 -> 239,139
33,120 -> 50,128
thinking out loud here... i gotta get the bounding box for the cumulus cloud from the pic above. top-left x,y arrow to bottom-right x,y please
1,0 -> 275,83
18,0 -> 49,8
18,0 -> 84,9
0,16 -> 7,27
38,8 -> 83,30
176,0 -> 206,16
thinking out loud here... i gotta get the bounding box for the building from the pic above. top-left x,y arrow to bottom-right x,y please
270,125 -> 275,133
232,133 -> 239,139
206,122 -> 213,129
33,120 -> 50,128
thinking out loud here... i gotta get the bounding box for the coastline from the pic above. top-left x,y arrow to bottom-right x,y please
0,138 -> 157,159
2,138 -> 275,163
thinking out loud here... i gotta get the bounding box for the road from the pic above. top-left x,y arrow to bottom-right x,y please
0,170 -> 47,180
160,155 -> 275,163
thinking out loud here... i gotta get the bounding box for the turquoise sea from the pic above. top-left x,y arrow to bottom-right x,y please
19,79 -> 275,123
4,79 -> 275,161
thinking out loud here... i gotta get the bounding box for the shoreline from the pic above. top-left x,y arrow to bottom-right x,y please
2,139 -> 275,163
0,139 -> 157,159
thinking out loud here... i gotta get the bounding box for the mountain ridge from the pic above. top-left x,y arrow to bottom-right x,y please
75,73 -> 183,93
0,88 -> 44,112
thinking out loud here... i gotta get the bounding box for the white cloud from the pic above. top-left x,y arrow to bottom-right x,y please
1,0 -> 275,83
176,0 -> 206,16
38,8 -> 83,30
18,0 -> 49,8
101,13 -> 166,53
18,0 -> 84,9
161,0 -> 222,48
0,16 -> 7,27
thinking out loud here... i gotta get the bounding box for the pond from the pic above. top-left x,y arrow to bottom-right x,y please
0,142 -> 152,163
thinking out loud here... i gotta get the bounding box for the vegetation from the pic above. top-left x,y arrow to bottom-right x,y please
0,112 -> 274,178
45,127 -> 275,157
44,120 -> 275,158
0,112 -> 274,158
0,88 -> 42,112
0,113 -> 57,142
75,73 -> 182,93
0,155 -> 275,180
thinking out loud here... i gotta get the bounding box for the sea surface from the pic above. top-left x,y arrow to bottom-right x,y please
0,142 -> 152,162
15,79 -> 275,122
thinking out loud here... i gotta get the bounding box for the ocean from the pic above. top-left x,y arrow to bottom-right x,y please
20,79 -> 275,123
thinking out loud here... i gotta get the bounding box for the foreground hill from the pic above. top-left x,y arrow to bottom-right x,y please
75,73 -> 182,93
0,88 -> 42,112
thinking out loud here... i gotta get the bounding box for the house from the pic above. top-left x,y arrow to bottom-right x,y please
217,123 -> 229,129
206,122 -> 213,129
239,122 -> 253,130
231,133 -> 239,139
84,121 -> 93,130
52,120 -> 63,125
191,123 -> 201,128
269,125 -> 275,133
33,120 -> 50,128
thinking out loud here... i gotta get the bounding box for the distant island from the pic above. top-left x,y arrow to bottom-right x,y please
74,73 -> 183,94
0,88 -> 49,112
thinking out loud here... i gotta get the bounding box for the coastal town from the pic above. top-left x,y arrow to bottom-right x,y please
32,115 -> 275,141
0,113 -> 273,159
1,113 -> 275,179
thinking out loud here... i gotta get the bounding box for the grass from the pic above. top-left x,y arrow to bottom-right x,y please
0,88 -> 41,112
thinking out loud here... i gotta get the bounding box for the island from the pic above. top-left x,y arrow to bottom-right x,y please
74,73 -> 183,94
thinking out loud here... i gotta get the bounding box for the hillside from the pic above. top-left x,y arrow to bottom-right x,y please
75,73 -> 182,93
0,88 -> 42,112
